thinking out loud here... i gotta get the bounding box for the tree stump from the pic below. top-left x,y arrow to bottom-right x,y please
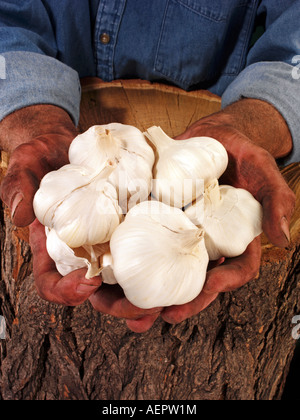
0,79 -> 299,400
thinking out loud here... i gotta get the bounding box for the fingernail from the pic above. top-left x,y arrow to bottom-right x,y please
11,193 -> 23,217
281,216 -> 290,244
77,283 -> 100,295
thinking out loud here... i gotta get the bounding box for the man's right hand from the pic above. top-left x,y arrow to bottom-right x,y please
0,105 -> 78,226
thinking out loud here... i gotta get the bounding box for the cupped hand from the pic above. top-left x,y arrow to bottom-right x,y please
0,133 -> 74,227
29,219 -> 103,306
89,285 -> 163,333
155,105 -> 295,326
161,236 -> 261,324
177,108 -> 296,249
30,219 -> 162,329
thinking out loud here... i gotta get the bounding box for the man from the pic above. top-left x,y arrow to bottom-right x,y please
0,1 -> 297,332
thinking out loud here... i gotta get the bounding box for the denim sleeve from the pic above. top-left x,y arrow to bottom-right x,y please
222,61 -> 300,165
222,1 -> 300,165
0,51 -> 81,124
0,51 -> 81,125
0,0 -> 82,125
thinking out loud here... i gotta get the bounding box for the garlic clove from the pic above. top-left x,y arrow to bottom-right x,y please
107,200 -> 209,309
33,164 -> 96,228
45,227 -> 108,279
34,160 -> 123,248
185,179 -> 263,260
52,178 -> 122,248
126,199 -> 199,232
144,126 -> 228,208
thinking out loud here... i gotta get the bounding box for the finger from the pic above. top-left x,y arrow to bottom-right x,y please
0,136 -> 70,227
260,180 -> 295,248
0,165 -> 39,227
29,219 -> 102,305
234,149 -> 295,248
126,313 -> 161,333
161,290 -> 218,325
203,236 -> 261,294
89,283 -> 163,320
161,237 -> 261,325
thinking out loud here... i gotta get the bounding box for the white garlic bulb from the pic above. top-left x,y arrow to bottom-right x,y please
45,227 -> 109,279
104,200 -> 209,309
144,126 -> 228,208
185,179 -> 263,260
33,161 -> 123,248
68,124 -> 155,212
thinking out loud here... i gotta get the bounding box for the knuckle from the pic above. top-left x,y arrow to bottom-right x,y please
163,308 -> 187,325
244,262 -> 260,282
1,168 -> 22,201
279,185 -> 296,217
35,282 -> 52,303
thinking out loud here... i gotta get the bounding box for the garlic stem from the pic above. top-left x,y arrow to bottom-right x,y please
90,159 -> 117,185
144,126 -> 173,153
205,179 -> 221,206
92,126 -> 120,158
100,252 -> 118,285
176,228 -> 204,254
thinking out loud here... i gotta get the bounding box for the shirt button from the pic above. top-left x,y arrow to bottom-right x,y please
100,33 -> 111,44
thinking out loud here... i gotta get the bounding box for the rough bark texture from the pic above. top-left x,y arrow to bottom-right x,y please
0,79 -> 299,400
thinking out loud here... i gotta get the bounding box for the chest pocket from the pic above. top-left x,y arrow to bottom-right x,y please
154,0 -> 256,90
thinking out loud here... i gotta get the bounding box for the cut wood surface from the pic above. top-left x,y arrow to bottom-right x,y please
0,79 -> 299,400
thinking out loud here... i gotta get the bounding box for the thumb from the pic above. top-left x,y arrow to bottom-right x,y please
29,219 -> 102,306
0,164 -> 38,227
259,179 -> 295,248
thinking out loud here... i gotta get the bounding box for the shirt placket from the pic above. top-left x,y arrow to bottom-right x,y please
94,0 -> 126,81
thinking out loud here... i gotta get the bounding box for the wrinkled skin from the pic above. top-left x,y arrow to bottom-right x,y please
0,100 -> 296,333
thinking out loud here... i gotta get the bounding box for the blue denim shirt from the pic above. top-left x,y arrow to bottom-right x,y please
0,0 -> 299,164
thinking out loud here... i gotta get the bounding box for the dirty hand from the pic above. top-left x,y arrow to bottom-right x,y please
161,98 -> 295,324
0,105 -> 78,227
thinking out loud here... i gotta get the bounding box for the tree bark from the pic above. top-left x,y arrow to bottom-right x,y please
0,79 -> 299,400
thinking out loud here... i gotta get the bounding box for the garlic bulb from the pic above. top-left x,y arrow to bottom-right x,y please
68,124 -> 155,211
144,126 -> 228,208
185,179 -> 263,260
33,160 -> 123,248
104,200 -> 209,309
45,227 -> 109,279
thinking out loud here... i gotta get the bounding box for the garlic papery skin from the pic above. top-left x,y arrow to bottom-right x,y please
184,179 -> 263,260
100,252 -> 118,285
144,126 -> 228,208
45,228 -> 109,279
68,123 -> 155,212
33,161 -> 123,248
107,200 -> 209,309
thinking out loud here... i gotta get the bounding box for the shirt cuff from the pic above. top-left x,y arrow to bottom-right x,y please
0,51 -> 81,125
221,61 -> 300,166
